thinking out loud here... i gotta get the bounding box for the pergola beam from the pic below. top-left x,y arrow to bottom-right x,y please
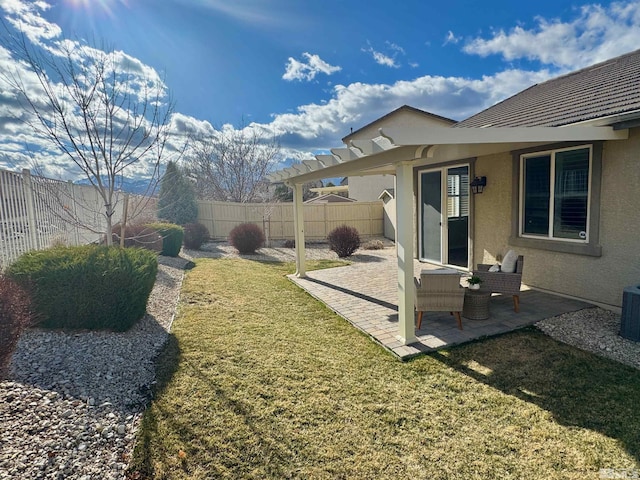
380,125 -> 628,145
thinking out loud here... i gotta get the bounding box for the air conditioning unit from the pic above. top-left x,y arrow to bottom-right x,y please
620,285 -> 640,342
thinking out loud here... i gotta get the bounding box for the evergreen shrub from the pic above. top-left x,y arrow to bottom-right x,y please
157,161 -> 198,225
229,223 -> 265,254
7,245 -> 158,332
146,222 -> 184,257
183,222 -> 209,250
328,225 -> 360,258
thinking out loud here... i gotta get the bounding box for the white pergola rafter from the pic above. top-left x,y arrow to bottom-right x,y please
331,146 -> 363,162
349,135 -> 395,156
302,159 -> 322,171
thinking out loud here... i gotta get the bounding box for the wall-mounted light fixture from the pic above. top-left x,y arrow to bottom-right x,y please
470,176 -> 487,194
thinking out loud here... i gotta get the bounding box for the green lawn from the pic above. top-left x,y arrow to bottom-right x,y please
130,258 -> 640,479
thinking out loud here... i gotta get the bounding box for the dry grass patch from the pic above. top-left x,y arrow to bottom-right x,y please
130,258 -> 640,479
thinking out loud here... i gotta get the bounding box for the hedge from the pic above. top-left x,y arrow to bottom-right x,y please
7,245 -> 158,332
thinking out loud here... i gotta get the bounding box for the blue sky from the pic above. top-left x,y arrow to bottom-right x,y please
1,0 -> 640,179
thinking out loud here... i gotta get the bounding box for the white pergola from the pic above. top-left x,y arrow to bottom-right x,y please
268,125 -> 628,345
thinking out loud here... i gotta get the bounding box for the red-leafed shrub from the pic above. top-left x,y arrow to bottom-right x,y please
328,225 -> 360,258
183,222 -> 209,250
0,275 -> 35,379
229,223 -> 265,254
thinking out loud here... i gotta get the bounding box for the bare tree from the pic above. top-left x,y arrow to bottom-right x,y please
273,180 -> 323,202
0,31 -> 174,245
185,122 -> 280,203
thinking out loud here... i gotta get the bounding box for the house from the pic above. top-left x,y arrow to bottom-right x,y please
304,193 -> 356,204
268,48 -> 640,345
344,106 -> 456,202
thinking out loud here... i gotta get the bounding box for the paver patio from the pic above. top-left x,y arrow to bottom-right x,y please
289,250 -> 592,359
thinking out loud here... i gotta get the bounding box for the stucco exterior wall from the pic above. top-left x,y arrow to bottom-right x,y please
348,174 -> 395,201
472,127 -> 640,308
346,109 -> 453,143
472,152 -> 514,267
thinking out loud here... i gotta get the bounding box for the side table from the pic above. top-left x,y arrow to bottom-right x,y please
463,288 -> 491,320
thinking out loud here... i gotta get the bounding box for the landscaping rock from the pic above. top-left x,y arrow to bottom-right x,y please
0,262 -> 184,480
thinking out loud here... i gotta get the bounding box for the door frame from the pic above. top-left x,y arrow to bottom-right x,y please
418,163 -> 472,269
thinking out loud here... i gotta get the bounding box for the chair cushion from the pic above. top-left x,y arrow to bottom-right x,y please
488,263 -> 500,272
501,250 -> 518,273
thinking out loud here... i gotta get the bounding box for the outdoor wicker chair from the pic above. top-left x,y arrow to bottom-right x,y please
414,269 -> 465,330
473,255 -> 524,312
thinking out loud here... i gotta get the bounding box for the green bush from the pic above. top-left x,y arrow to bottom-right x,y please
111,224 -> 163,252
0,275 -> 36,379
7,245 -> 158,332
183,222 -> 209,250
328,225 -> 360,258
147,222 -> 184,257
229,223 -> 265,254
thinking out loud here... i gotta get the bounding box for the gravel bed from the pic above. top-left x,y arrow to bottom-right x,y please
0,257 -> 187,480
536,306 -> 640,370
183,238 -> 396,263
1,243 -> 638,479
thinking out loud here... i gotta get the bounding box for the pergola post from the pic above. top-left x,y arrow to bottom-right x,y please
292,183 -> 306,278
395,161 -> 417,345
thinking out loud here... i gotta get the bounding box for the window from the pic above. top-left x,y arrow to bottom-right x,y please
520,146 -> 591,242
447,168 -> 469,219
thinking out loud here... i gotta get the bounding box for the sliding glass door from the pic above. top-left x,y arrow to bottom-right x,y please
419,165 -> 470,268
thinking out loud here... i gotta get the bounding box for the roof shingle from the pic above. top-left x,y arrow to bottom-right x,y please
455,49 -> 640,128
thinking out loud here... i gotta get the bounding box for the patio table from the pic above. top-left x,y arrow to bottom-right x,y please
463,288 -> 491,320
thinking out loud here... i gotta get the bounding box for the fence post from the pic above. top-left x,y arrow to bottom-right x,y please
69,181 -> 81,246
323,202 -> 328,238
22,169 -> 40,250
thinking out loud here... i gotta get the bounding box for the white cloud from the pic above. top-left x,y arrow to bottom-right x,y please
387,42 -> 405,55
443,30 -> 461,45
260,67 -> 553,147
463,1 -> 640,69
282,52 -> 341,82
372,50 -> 399,68
0,0 -> 176,181
1,0 -> 60,46
362,43 -> 402,68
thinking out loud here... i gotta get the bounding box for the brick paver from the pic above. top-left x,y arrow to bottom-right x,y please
289,248 -> 591,360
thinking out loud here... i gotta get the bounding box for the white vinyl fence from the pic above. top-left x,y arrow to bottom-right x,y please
197,200 -> 384,242
0,168 -> 149,269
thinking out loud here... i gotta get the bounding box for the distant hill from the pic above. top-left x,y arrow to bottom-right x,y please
74,178 -> 157,196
